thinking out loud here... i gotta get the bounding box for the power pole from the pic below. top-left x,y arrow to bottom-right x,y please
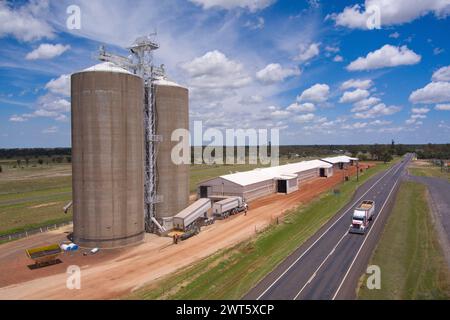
356,161 -> 359,182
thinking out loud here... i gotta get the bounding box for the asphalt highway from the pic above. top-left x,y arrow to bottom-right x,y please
244,154 -> 413,300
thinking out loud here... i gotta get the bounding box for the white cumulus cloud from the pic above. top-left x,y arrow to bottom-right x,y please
26,44 -> 70,60
339,89 -> 370,104
389,32 -> 400,38
435,104 -> 450,111
0,1 -> 54,42
354,103 -> 401,119
180,50 -> 252,90
245,17 -> 265,30
297,83 -> 330,103
328,0 -> 450,29
270,109 -> 291,118
189,0 -> 275,11
340,78 -> 373,90
351,97 -> 381,112
294,113 -> 316,123
286,102 -> 316,113
432,65 -> 450,82
294,42 -> 320,63
411,107 -> 430,114
45,74 -> 70,97
370,120 -> 392,126
342,122 -> 368,129
9,115 -> 27,122
325,46 -> 340,53
256,63 -> 300,84
347,45 -> 421,71
409,81 -> 450,104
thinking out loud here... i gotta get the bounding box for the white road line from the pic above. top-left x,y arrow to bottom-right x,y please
293,231 -> 348,300
331,177 -> 401,300
256,161 -> 404,300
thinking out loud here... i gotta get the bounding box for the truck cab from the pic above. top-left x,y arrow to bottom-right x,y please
349,200 -> 375,234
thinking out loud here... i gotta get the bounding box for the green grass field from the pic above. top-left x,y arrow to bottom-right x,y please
0,157 -> 292,237
0,164 -> 73,236
358,181 -> 450,299
409,166 -> 450,182
129,161 -> 396,300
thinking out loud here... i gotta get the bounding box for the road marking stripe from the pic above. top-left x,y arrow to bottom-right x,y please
331,176 -> 401,300
293,231 -> 348,300
307,273 -> 316,284
256,161 -> 403,300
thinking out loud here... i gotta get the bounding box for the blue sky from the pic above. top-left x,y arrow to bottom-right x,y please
1,0 -> 450,147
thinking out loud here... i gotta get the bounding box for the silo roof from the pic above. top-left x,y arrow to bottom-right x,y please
153,78 -> 186,88
76,62 -> 135,75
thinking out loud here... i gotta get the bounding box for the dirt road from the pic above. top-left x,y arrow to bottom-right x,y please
0,165 -> 368,299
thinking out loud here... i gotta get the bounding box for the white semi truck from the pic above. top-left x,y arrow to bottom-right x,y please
213,196 -> 248,219
349,200 -> 375,234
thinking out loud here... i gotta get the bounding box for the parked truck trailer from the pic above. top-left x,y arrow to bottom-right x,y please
349,200 -> 375,234
213,196 -> 248,219
173,198 -> 211,231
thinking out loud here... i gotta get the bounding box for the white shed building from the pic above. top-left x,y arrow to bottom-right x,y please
197,159 -> 333,202
320,155 -> 359,169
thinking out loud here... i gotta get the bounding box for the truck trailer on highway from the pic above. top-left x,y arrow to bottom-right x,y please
212,196 -> 248,219
349,200 -> 375,234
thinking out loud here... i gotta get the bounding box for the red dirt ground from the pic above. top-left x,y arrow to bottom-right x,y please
0,163 -> 373,299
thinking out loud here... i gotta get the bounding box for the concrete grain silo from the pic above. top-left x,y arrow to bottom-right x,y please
153,79 -> 189,229
71,62 -> 145,248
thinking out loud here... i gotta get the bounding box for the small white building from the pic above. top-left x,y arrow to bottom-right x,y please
320,155 -> 358,169
197,159 -> 333,202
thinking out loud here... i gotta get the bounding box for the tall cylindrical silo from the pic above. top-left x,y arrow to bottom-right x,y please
154,79 -> 189,229
71,62 -> 145,248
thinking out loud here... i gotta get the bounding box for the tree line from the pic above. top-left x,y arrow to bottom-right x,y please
0,148 -> 71,159
1,144 -> 449,163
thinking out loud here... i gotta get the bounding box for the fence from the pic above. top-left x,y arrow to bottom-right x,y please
0,221 -> 73,243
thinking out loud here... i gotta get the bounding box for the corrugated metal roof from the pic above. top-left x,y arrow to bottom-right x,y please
174,198 -> 210,219
220,170 -> 275,186
219,159 -> 332,186
321,155 -> 358,164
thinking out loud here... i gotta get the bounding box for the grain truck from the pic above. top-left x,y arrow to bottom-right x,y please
349,200 -> 375,234
172,198 -> 211,232
213,196 -> 248,219
25,244 -> 62,267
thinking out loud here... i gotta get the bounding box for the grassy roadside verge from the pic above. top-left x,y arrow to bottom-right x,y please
358,181 -> 450,299
129,161 -> 397,300
408,166 -> 450,183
